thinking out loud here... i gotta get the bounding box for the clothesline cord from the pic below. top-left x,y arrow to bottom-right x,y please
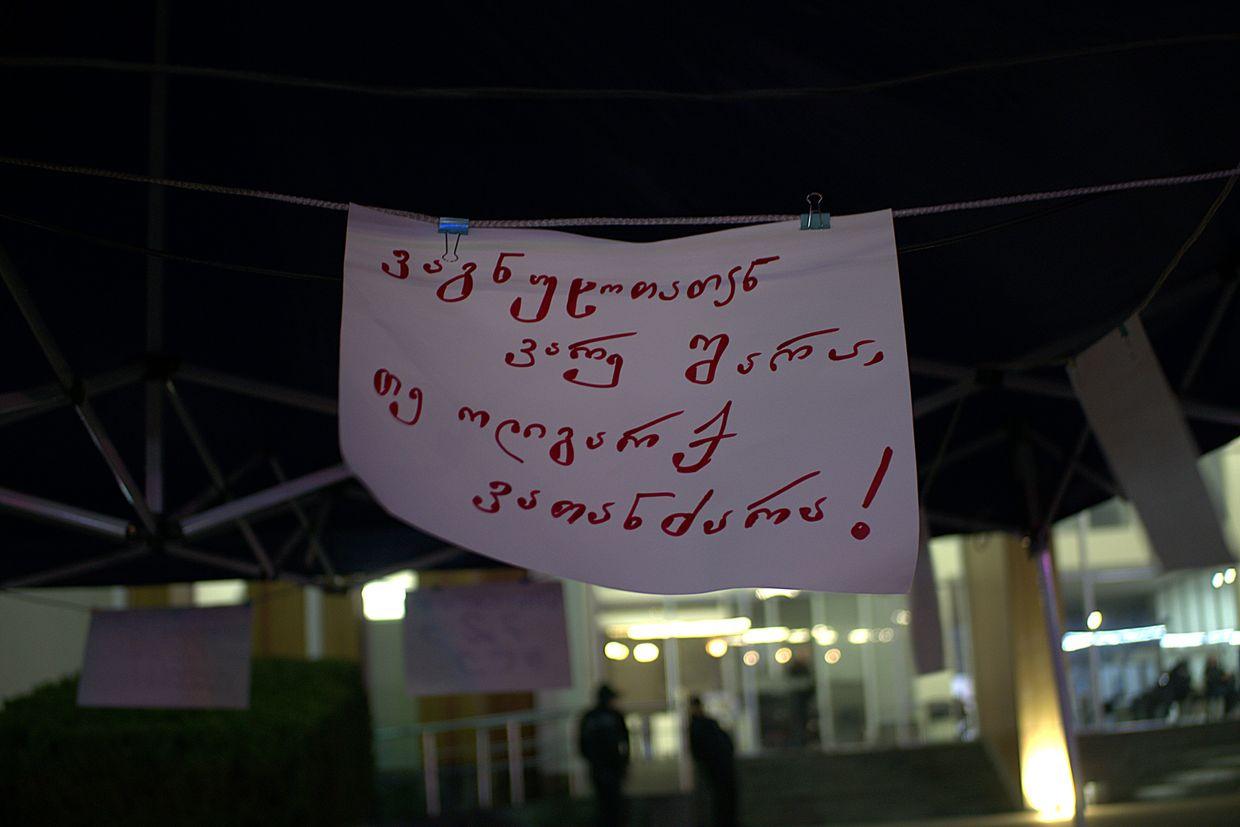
1,154 -> 1238,226
2,33 -> 1237,101
0,193 -> 1104,287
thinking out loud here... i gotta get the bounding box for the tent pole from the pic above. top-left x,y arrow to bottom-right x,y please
2,547 -> 149,588
1179,279 -> 1237,392
172,454 -> 264,517
0,246 -> 158,534
1040,426 -> 1092,528
1026,430 -> 1117,498
164,544 -> 263,578
0,486 -> 132,539
144,0 -> 169,518
917,429 -> 1005,482
1016,430 -> 1086,826
913,378 -> 975,418
272,520 -> 312,569
175,363 -> 338,415
0,379 -> 68,420
1033,542 -> 1087,827
269,458 -> 337,576
0,362 -> 145,427
165,380 -> 274,576
179,464 -> 351,537
910,358 -> 1240,427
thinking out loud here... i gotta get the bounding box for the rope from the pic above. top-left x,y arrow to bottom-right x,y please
0,209 -> 340,284
894,166 -> 1240,218
0,194 -> 1108,287
0,156 -> 347,211
2,33 -> 1236,101
3,154 -> 1239,225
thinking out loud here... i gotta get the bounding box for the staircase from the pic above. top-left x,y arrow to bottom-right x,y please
735,742 -> 1013,826
1079,720 -> 1240,804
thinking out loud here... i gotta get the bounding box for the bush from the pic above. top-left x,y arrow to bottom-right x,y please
0,658 -> 375,826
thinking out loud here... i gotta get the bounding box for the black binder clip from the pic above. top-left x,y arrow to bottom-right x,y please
800,192 -> 830,230
438,217 -> 469,262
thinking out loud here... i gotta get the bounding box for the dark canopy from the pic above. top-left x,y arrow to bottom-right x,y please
2,4 -> 1238,586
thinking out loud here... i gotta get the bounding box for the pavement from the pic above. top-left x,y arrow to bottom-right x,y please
853,791 -> 1240,826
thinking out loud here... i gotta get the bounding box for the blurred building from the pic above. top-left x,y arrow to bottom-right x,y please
3,438 -> 1239,815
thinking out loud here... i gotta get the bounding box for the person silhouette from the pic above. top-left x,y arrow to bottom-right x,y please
579,684 -> 630,826
688,695 -> 738,827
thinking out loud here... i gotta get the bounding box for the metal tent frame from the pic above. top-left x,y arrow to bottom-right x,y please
4,234 -> 1237,590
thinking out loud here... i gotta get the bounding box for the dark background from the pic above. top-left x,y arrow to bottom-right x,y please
2,3 -> 1239,584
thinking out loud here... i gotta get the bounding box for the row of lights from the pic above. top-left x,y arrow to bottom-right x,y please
1211,568 -> 1238,589
608,611 -> 912,646
1062,623 -> 1240,652
733,645 -> 845,666
603,641 -> 661,663
605,617 -> 909,664
605,639 -> 848,666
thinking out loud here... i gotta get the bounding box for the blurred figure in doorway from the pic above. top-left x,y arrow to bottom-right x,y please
579,684 -> 630,827
1205,656 -> 1229,719
689,695 -> 738,827
1166,660 -> 1191,722
787,653 -> 814,747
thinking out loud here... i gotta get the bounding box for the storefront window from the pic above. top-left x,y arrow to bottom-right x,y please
592,570 -> 971,755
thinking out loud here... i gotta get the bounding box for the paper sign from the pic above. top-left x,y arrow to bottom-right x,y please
1068,318 -> 1232,571
77,605 -> 252,709
909,513 -> 945,674
402,581 -> 571,695
340,205 -> 918,593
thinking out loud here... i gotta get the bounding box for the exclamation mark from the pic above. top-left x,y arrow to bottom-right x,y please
851,446 -> 893,540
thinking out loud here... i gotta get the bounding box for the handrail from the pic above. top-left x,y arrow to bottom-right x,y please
387,699 -> 679,818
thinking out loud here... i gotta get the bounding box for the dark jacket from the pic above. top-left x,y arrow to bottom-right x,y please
579,706 -> 630,775
689,713 -> 735,779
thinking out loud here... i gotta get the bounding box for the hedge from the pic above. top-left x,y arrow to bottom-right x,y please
0,658 -> 375,826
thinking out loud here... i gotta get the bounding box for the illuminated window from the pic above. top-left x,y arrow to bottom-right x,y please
361,570 -> 417,621
632,642 -> 660,663
621,617 -> 750,640
847,628 -> 871,644
755,588 -> 801,600
192,580 -> 246,607
811,624 -> 838,645
741,626 -> 790,645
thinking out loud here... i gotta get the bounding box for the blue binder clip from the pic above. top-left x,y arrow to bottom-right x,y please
800,192 -> 830,230
438,217 -> 468,262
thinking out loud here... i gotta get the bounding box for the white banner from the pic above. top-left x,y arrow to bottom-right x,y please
77,605 -> 252,709
403,581 -> 571,695
1068,318 -> 1232,571
341,206 -> 917,593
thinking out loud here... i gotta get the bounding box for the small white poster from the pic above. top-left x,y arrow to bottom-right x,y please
340,206 -> 918,593
1068,318 -> 1232,571
77,605 -> 252,709
403,581 -> 571,696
